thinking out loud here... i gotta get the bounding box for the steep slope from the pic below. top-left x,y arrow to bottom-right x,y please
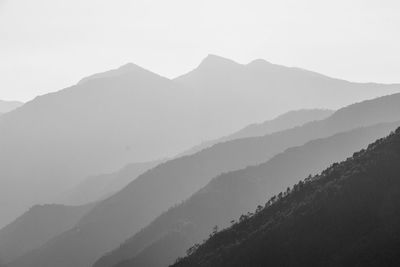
173,127 -> 400,267
59,160 -> 161,205
0,63 -> 196,227
175,55 -> 400,126
228,109 -> 333,139
182,109 -> 333,156
94,122 -> 399,267
0,100 -> 23,113
0,204 -> 93,264
10,93 -> 400,267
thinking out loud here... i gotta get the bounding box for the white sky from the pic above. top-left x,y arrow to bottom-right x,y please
1,0 -> 399,102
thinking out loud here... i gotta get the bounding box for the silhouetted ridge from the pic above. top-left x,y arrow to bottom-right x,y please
93,122 -> 397,267
246,58 -> 273,67
10,93 -> 400,267
0,100 -> 23,113
173,127 -> 400,267
78,63 -> 157,84
195,54 -> 243,71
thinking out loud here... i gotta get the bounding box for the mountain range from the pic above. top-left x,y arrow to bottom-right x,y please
181,109 -> 333,156
60,109 -> 330,206
7,92 -> 400,267
95,121 -> 399,267
173,126 -> 400,267
0,55 -> 399,228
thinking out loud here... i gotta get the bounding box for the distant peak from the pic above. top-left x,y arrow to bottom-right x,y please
248,58 -> 271,65
246,58 -> 273,68
197,54 -> 242,70
117,62 -> 142,71
78,62 -> 152,85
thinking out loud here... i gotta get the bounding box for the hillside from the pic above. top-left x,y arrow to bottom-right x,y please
182,109 -> 333,156
59,160 -> 161,205
94,122 -> 399,267
8,93 -> 400,267
0,100 -> 23,113
0,204 -> 92,264
173,127 -> 400,267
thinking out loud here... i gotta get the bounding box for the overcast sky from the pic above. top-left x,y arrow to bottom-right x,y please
1,0 -> 399,102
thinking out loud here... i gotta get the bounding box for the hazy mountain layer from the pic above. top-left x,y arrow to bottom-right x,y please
173,127 -> 400,267
0,100 -> 23,113
175,55 -> 400,126
182,109 -> 333,156
9,93 -> 400,267
0,63 -> 194,227
0,204 -> 93,264
95,122 -> 399,267
0,55 -> 399,227
59,160 -> 161,205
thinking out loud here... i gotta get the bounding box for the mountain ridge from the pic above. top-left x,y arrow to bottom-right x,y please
173,126 -> 400,267
8,92 -> 400,267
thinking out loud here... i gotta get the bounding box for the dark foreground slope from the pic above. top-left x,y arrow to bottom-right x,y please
9,93 -> 400,267
174,127 -> 400,267
0,204 -> 93,264
95,122 -> 398,267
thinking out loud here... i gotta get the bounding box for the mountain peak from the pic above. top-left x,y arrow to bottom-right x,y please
246,58 -> 273,67
197,54 -> 242,70
78,62 -> 153,85
117,62 -> 142,71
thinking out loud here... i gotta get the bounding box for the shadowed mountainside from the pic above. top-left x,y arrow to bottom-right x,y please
8,93 -> 400,267
94,122 -> 399,267
173,127 -> 400,267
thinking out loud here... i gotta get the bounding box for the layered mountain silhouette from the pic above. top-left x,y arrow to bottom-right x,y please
0,55 -> 399,227
0,203 -> 93,264
59,160 -> 161,205
8,93 -> 400,267
94,122 -> 399,267
173,127 -> 400,267
182,109 -> 333,156
60,109 -> 330,206
0,100 -> 23,113
175,55 -> 400,127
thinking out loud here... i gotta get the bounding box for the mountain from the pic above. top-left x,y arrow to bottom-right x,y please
175,55 -> 400,127
94,122 -> 399,267
173,127 -> 400,267
59,160 -> 162,205
182,109 -> 333,156
0,100 -> 23,113
67,107 -> 328,207
9,93 -> 400,267
0,63 -> 198,227
0,203 -> 93,264
0,56 -> 399,227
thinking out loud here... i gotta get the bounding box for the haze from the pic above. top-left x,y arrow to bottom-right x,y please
1,0 -> 399,101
